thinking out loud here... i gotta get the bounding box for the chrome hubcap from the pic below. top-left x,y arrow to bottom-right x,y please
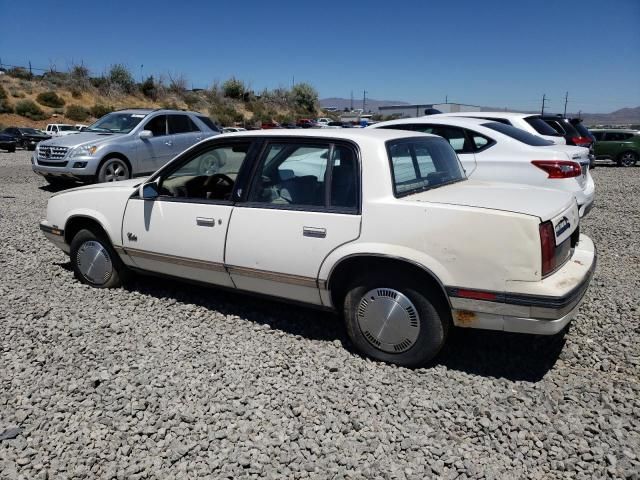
76,240 -> 113,284
357,288 -> 420,353
104,160 -> 129,181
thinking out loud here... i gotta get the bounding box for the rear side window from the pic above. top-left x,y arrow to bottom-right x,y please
604,132 -> 634,141
197,115 -> 220,132
482,122 -> 553,146
387,138 -> 466,197
572,122 -> 592,137
592,131 -> 604,141
544,120 -> 567,135
524,116 -> 562,136
168,115 -> 199,134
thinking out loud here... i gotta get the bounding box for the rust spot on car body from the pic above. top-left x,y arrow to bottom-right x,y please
455,310 -> 476,326
573,260 -> 584,266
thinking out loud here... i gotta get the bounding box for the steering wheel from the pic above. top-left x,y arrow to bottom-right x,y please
207,173 -> 234,187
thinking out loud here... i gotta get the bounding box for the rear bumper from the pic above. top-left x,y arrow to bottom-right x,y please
448,234 -> 596,335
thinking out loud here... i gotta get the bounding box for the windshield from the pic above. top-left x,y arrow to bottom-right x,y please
86,112 -> 147,133
482,122 -> 554,146
387,137 -> 466,197
19,128 -> 39,134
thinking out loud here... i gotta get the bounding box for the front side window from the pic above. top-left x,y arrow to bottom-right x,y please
247,142 -> 358,210
482,122 -> 553,146
387,138 -> 466,197
158,143 -> 250,201
144,115 -> 167,137
86,113 -> 147,134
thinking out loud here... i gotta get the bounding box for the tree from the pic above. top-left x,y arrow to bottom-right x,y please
140,76 -> 158,99
290,83 -> 318,113
108,64 -> 135,94
222,77 -> 246,100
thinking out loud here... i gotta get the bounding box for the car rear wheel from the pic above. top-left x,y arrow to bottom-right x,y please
97,157 -> 130,183
343,273 -> 449,367
617,151 -> 638,167
70,229 -> 127,288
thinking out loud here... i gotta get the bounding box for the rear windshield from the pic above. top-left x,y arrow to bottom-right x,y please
482,122 -> 553,146
524,116 -> 562,136
572,122 -> 592,137
387,137 -> 466,197
197,115 -> 220,132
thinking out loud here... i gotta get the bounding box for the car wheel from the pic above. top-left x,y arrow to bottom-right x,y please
343,274 -> 449,367
70,229 -> 127,288
617,151 -> 638,167
7,146 -> 16,153
97,157 -> 130,183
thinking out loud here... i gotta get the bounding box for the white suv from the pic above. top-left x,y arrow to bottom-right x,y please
433,112 -> 566,145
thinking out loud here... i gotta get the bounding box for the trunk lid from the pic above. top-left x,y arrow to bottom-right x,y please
541,144 -> 591,187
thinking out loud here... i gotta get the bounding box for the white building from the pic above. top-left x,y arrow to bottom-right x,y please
378,102 -> 481,118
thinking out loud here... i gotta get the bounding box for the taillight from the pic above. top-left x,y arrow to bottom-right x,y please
571,136 -> 592,146
531,160 -> 582,178
539,221 -> 556,276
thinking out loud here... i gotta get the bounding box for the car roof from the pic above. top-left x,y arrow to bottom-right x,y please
433,111 -> 538,119
590,128 -> 639,133
115,108 -> 204,115
372,116 -> 493,129
219,127 -> 436,142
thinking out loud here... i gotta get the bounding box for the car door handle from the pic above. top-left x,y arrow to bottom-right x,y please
303,226 -> 326,238
196,217 -> 215,227
165,140 -> 173,146
195,136 -> 203,141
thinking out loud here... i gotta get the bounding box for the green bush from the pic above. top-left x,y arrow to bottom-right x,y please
15,100 -> 46,120
66,105 -> 90,121
70,88 -> 82,99
140,76 -> 157,99
108,64 -> 135,94
183,91 -> 202,109
290,83 -> 318,113
9,87 -> 25,98
36,91 -> 66,108
90,104 -> 114,118
0,84 -> 7,99
7,67 -> 32,80
222,77 -> 246,100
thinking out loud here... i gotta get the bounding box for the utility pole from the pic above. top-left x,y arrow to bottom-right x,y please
140,64 -> 144,83
28,61 -> 32,78
563,91 -> 569,117
362,90 -> 367,113
350,91 -> 353,111
445,95 -> 448,103
541,94 -> 548,115
292,75 -> 295,88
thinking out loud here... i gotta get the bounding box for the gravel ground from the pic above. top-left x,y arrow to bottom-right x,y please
0,151 -> 638,479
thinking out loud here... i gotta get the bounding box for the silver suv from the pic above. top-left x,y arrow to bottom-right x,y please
31,109 -> 220,185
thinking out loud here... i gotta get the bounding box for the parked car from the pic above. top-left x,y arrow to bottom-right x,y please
371,116 -> 595,217
540,115 -> 592,148
2,127 -> 51,150
45,124 -> 78,137
568,118 -> 596,168
40,129 -> 596,367
261,121 -> 282,129
222,127 -> 247,133
32,109 -> 220,186
590,129 -> 640,166
316,117 -> 333,126
0,132 -> 17,152
435,112 -> 566,145
296,119 -> 316,128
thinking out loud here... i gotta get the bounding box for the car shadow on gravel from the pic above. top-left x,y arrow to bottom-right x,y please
107,272 -> 565,382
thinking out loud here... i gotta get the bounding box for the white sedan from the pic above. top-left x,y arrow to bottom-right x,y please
40,129 -> 596,366
371,116 -> 595,217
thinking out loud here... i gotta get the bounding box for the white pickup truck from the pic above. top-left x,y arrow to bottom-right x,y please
45,124 -> 78,137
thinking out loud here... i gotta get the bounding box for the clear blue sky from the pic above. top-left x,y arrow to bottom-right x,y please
1,0 -> 638,113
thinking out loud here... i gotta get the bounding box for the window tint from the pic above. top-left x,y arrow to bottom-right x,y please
604,132 -> 634,141
470,132 -> 491,150
380,124 -> 476,153
158,143 -> 250,200
482,122 -> 553,146
248,142 -> 358,210
525,116 -> 562,136
592,131 -> 604,141
145,115 -> 167,136
572,122 -> 592,137
388,138 -> 466,197
545,120 -> 567,135
197,115 -> 220,132
168,115 -> 197,134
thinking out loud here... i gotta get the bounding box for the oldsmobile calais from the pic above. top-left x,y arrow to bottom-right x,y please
40,129 -> 596,366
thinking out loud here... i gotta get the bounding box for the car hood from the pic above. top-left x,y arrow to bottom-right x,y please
52,178 -> 147,197
40,132 -> 123,148
406,179 -> 574,221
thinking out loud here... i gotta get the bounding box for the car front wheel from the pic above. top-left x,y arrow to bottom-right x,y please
97,157 -> 131,183
70,229 -> 127,288
618,151 -> 638,167
343,274 -> 449,367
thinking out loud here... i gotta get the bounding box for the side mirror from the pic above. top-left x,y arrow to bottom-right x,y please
139,130 -> 153,139
139,182 -> 159,200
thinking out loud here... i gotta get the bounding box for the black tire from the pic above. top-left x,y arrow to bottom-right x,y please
617,151 -> 638,167
343,273 -> 449,367
97,157 -> 131,183
7,146 -> 16,153
69,229 -> 128,288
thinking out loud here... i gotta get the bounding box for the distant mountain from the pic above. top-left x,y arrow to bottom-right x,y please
577,107 -> 640,126
320,97 -> 409,113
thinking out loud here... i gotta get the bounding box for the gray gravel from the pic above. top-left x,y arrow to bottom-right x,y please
1,151 -> 639,479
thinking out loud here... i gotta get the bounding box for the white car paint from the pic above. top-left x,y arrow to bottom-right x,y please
370,116 -> 595,217
432,112 -> 567,145
41,129 -> 595,340
45,124 -> 78,137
